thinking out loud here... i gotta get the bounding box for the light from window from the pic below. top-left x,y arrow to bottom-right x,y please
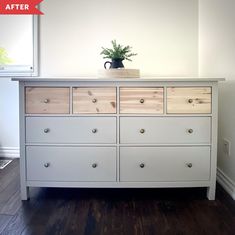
0,15 -> 37,76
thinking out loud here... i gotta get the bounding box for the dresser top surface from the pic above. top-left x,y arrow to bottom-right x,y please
12,77 -> 225,82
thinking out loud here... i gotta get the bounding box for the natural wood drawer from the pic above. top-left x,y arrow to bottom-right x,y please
120,147 -> 210,182
26,117 -> 116,144
26,146 -> 116,182
25,87 -> 70,114
73,87 -> 116,114
120,117 -> 211,144
120,87 -> 164,114
167,87 -> 212,114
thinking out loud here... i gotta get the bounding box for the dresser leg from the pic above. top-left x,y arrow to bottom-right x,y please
21,186 -> 29,200
207,186 -> 216,200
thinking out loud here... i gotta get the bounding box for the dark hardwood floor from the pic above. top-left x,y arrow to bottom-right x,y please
0,159 -> 234,235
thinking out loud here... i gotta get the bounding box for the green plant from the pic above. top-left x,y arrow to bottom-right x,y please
0,47 -> 13,65
100,40 -> 137,61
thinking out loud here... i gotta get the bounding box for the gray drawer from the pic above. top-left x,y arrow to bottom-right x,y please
120,146 -> 210,181
26,117 -> 116,144
26,146 -> 116,181
120,117 -> 211,144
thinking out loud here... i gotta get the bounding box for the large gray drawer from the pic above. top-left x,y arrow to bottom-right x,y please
26,146 -> 116,181
120,146 -> 210,182
120,117 -> 211,144
26,117 -> 116,144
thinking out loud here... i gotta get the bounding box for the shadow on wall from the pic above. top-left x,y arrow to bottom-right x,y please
0,77 -> 19,158
218,80 -> 235,183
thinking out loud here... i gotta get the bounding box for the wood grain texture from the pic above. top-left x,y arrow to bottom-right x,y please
73,87 -> 116,114
167,87 -> 212,114
0,215 -> 12,234
120,87 -> 164,114
1,160 -> 235,235
25,87 -> 70,114
98,69 -> 140,78
0,159 -> 21,216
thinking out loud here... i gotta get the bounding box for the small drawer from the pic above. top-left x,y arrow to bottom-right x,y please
25,87 -> 70,114
167,87 -> 212,114
73,87 -> 116,114
26,117 -> 116,144
26,146 -> 116,182
120,147 -> 210,182
120,117 -> 210,144
120,87 -> 163,114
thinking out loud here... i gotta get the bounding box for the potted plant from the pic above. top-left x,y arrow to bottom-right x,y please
100,40 -> 137,69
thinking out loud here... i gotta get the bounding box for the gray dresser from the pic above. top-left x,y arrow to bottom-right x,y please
13,77 -> 223,200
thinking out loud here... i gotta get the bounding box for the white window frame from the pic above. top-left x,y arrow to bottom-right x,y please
0,15 -> 38,77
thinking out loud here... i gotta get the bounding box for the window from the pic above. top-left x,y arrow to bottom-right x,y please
0,15 -> 38,76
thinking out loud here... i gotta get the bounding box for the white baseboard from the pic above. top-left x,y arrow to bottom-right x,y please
217,167 -> 235,200
0,147 -> 20,158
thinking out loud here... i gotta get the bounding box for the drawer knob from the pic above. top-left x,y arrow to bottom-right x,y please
139,163 -> 145,168
188,129 -> 194,134
140,98 -> 145,104
44,99 -> 50,104
140,129 -> 145,134
188,99 -> 193,103
44,162 -> 50,168
44,128 -> 50,133
92,98 -> 97,103
92,163 -> 97,168
186,163 -> 193,168
92,128 -> 97,133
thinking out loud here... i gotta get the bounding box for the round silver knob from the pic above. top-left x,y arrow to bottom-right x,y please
140,129 -> 145,134
92,163 -> 97,168
188,99 -> 193,103
140,163 -> 145,168
92,128 -> 97,133
188,129 -> 193,134
44,99 -> 50,104
44,128 -> 50,133
140,99 -> 145,104
92,98 -> 97,103
44,163 -> 50,168
186,163 -> 193,168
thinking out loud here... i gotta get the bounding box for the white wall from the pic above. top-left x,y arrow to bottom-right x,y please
0,0 -> 199,157
40,0 -> 198,77
0,77 -> 19,157
199,0 -> 235,198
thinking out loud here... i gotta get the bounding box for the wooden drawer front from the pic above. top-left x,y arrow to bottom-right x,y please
120,117 -> 210,144
120,147 -> 210,182
26,146 -> 116,182
120,87 -> 164,114
26,117 -> 116,144
73,87 -> 116,114
25,87 -> 70,114
167,87 -> 212,114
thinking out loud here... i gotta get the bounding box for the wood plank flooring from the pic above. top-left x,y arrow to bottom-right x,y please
0,159 -> 234,235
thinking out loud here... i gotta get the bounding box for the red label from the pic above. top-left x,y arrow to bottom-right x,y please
0,0 -> 43,15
